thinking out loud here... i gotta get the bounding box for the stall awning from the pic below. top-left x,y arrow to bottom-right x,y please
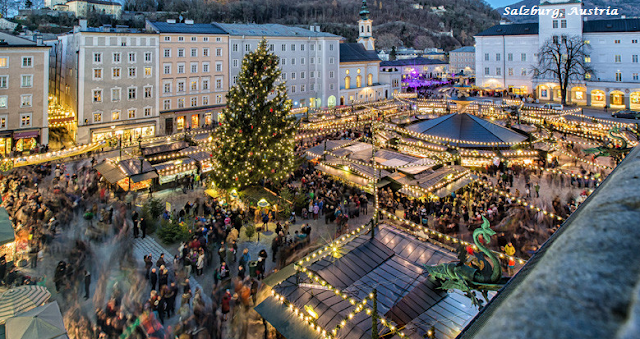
13,130 -> 39,140
130,171 -> 158,183
94,162 -> 127,184
0,207 -> 14,246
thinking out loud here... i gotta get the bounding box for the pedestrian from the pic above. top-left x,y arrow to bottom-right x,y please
271,235 -> 280,263
156,253 -> 166,268
144,254 -> 153,279
313,203 -> 319,220
250,278 -> 259,305
140,217 -> 147,238
221,290 -> 231,321
262,213 -> 269,231
196,250 -> 205,276
231,240 -> 238,262
0,255 -> 6,284
238,265 -> 246,280
218,241 -> 226,263
132,219 -> 139,238
84,270 -> 91,299
534,183 -> 540,198
150,268 -> 158,291
239,248 -> 250,271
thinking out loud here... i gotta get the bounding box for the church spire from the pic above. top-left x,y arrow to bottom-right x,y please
359,0 -> 370,20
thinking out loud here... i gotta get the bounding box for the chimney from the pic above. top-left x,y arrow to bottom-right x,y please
309,25 -> 315,32
316,25 -> 320,32
184,19 -> 194,25
79,19 -> 87,30
167,19 -> 176,24
621,15 -> 626,19
36,35 -> 43,46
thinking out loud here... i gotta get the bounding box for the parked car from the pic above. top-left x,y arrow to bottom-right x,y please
543,103 -> 564,110
612,110 -> 640,119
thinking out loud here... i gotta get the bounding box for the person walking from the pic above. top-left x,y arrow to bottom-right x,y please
140,217 -> 147,239
132,218 -> 139,238
84,270 -> 91,299
150,268 -> 158,291
534,183 -> 540,198
196,250 -> 205,276
144,254 -> 153,279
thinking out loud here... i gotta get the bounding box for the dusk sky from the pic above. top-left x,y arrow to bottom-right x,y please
486,0 -> 517,8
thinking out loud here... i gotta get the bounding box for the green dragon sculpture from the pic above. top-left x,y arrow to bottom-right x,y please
583,127 -> 633,159
424,216 -> 507,308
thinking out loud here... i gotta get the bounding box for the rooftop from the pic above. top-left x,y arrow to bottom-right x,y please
216,23 -> 338,38
340,43 -> 381,63
66,0 -> 120,5
450,46 -> 475,53
475,22 -> 538,36
147,21 -> 227,34
477,18 -> 640,37
0,32 -> 42,47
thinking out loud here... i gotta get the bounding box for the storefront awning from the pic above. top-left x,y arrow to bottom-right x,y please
13,130 -> 39,139
94,162 -> 127,184
0,207 -> 14,246
130,171 -> 158,183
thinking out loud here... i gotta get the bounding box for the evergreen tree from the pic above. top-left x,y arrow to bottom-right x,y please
211,39 -> 296,190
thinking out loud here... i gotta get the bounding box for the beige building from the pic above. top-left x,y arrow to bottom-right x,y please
0,33 -> 50,156
146,20 -> 229,135
449,46 -> 475,76
64,0 -> 122,19
56,21 -> 159,144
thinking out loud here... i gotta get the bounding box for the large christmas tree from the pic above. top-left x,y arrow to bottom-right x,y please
212,39 -> 297,190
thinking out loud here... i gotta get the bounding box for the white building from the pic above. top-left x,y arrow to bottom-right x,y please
216,23 -> 341,109
475,0 -> 640,109
55,21 -> 159,144
338,0 -> 390,105
449,46 -> 475,75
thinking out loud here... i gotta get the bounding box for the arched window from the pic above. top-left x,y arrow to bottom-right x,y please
361,26 -> 364,33
345,76 -> 351,90
356,75 -> 362,88
367,74 -> 373,86
367,26 -> 370,33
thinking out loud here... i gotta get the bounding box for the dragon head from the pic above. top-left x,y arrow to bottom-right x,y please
475,216 -> 496,245
610,127 -> 621,134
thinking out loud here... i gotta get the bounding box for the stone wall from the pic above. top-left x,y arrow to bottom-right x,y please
460,146 -> 640,339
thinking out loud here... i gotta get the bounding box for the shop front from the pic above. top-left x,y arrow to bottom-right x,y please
161,106 -> 224,136
91,123 -> 156,145
156,159 -> 197,185
0,132 -> 11,157
13,130 -> 39,154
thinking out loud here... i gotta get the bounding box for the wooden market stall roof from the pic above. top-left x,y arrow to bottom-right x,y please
0,208 -> 14,246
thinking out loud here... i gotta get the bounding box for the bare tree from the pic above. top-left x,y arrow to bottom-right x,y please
533,35 -> 594,105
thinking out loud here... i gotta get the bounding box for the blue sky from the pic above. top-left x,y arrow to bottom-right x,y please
485,0 -> 517,8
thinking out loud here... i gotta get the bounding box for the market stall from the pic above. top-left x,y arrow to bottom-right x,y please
0,207 -> 15,261
117,159 -> 157,191
155,159 -> 197,185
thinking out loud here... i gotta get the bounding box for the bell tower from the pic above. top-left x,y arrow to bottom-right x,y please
357,0 -> 375,51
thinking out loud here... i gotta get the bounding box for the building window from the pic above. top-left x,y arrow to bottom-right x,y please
93,89 -> 102,102
128,67 -> 136,77
615,39 -> 621,44
191,81 -> 198,91
329,71 -> 334,78
163,100 -> 171,110
164,49 -> 171,58
128,87 -> 137,100
0,76 -> 7,88
281,73 -> 286,80
113,67 -> 121,78
128,53 -> 136,62
245,44 -> 251,52
111,88 -> 121,101
633,55 -> 638,63
291,58 -> 296,65
484,53 -> 489,61
164,36 -> 170,41
22,57 -> 32,67
345,76 -> 351,89
178,36 -> 184,41
203,79 -> 209,90
291,72 -> 296,80
164,64 -> 171,74
291,85 -> 296,93
0,58 -> 7,68
329,57 -> 334,64
521,68 -> 527,76
20,94 -> 32,107
94,53 -> 102,63
301,72 -> 305,79
329,44 -> 334,51
330,84 -> 334,90
484,67 -> 490,75
178,98 -> 185,108
585,55 -> 591,63
0,96 -> 6,108
93,112 -> 102,123
507,53 -> 513,61
356,75 -> 362,88
128,109 -> 136,119
290,44 -> 296,51
216,95 -> 222,104
232,44 -> 238,52
634,73 -> 639,81
203,48 -> 209,57
20,113 -> 31,127
553,20 -> 558,28
508,68 -> 514,76
144,86 -> 152,98
178,49 -> 185,57
178,64 -> 185,74
216,48 -> 222,57
281,44 -> 286,52
145,67 -> 152,77
191,97 -> 197,107
233,76 -> 238,84
616,72 -> 622,82
496,53 -> 501,61
216,62 -> 222,72
202,96 -> 209,105
216,78 -> 222,90
615,55 -> 621,63
496,67 -> 501,76
164,83 -> 171,93
144,107 -> 152,117
269,44 -> 274,51
112,111 -> 120,120
233,59 -> 238,68
301,84 -> 305,92
178,81 -> 185,92
553,36 -> 559,44
93,68 -> 102,80
281,59 -> 286,66
561,20 -> 567,28
191,48 -> 197,57
191,63 -> 198,73
191,37 -> 197,42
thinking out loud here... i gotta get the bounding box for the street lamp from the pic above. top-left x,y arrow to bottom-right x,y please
115,130 -> 123,159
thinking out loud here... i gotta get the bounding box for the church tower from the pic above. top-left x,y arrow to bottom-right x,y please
357,0 -> 375,51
